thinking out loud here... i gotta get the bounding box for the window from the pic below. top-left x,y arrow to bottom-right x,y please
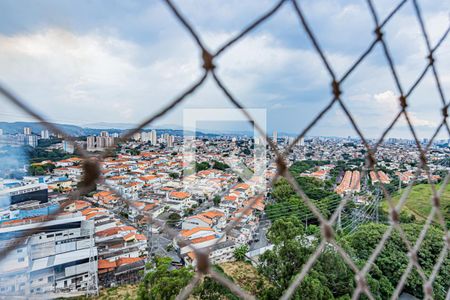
48,276 -> 53,282
17,248 -> 23,253
18,257 -> 24,262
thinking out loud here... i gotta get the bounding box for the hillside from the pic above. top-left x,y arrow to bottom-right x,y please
0,121 -> 216,137
385,183 -> 450,222
0,121 -> 85,136
219,261 -> 271,295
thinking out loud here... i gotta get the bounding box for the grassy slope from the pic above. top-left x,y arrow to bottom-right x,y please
220,261 -> 271,295
89,263 -> 266,300
70,285 -> 137,300
385,183 -> 450,221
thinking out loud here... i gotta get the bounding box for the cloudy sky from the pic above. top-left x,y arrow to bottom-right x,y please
0,0 -> 449,140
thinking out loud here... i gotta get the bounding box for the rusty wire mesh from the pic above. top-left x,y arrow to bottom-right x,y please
0,0 -> 449,299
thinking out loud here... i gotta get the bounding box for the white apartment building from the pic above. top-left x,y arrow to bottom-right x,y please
0,216 -> 98,296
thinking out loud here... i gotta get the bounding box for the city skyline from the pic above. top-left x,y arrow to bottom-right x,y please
0,0 -> 449,140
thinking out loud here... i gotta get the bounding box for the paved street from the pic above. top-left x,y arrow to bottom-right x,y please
250,218 -> 270,251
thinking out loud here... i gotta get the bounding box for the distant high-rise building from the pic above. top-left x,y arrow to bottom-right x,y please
96,136 -> 106,149
167,135 -> 174,148
105,136 -> 115,148
141,131 -> 151,143
150,130 -> 157,145
0,129 -> 3,136
87,135 -> 114,151
27,135 -> 38,147
299,137 -> 305,146
23,127 -> 31,135
273,130 -> 277,144
111,132 -> 119,138
41,129 -> 50,139
100,131 -> 109,137
87,136 -> 96,151
63,140 -> 74,154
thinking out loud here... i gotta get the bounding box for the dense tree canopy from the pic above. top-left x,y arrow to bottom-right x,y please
289,160 -> 330,174
212,160 -> 230,171
135,222 -> 448,299
137,257 -> 193,300
196,161 -> 210,172
257,217 -> 420,300
29,163 -> 55,175
345,223 -> 449,299
234,244 -> 249,261
258,217 -> 359,299
26,146 -> 74,163
193,265 -> 240,300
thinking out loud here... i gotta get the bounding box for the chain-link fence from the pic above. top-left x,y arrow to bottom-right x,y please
0,0 -> 449,299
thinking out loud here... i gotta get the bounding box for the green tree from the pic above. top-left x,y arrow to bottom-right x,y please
296,271 -> 334,300
259,217 -> 312,295
345,223 -> 448,299
267,216 -> 304,245
196,161 -> 210,172
169,172 -> 179,179
167,213 -> 181,227
213,195 -> 221,206
258,217 -> 392,300
289,160 -> 329,174
271,178 -> 295,202
137,257 -> 193,300
212,160 -> 230,171
234,244 -> 249,261
29,165 -> 45,176
193,265 -> 239,300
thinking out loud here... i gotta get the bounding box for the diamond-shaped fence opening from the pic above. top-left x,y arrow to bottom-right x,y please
0,0 -> 449,299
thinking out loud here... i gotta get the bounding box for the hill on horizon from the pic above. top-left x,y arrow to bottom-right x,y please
0,121 -> 218,137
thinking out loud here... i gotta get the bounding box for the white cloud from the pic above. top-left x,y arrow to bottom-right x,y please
0,28 -> 202,125
0,0 -> 448,140
0,27 -> 329,128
